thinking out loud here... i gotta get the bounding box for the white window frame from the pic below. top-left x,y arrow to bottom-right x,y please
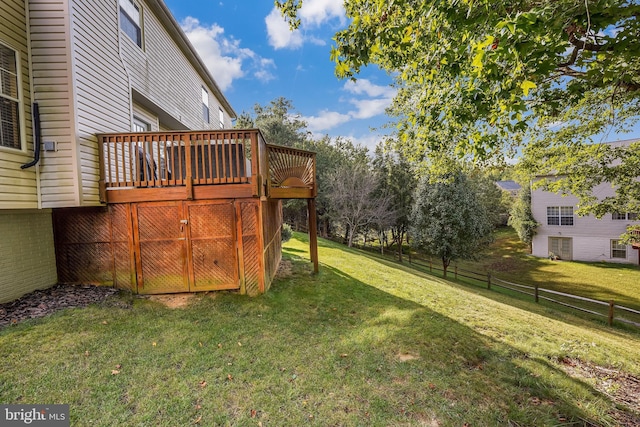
119,0 -> 143,48
612,212 -> 627,220
0,42 -> 26,153
219,107 -> 224,129
611,240 -> 627,259
547,206 -> 573,226
202,87 -> 209,123
132,116 -> 151,133
549,237 -> 572,260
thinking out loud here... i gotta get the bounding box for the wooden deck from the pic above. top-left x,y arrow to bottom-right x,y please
98,129 -> 316,203
70,129 -> 320,294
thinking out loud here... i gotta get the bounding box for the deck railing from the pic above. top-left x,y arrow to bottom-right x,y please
98,129 -> 315,201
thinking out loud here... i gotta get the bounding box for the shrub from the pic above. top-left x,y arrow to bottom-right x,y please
281,223 -> 293,242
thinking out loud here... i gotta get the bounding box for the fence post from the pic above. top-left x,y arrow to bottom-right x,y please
455,265 -> 458,280
608,301 -> 615,326
534,284 -> 539,303
487,273 -> 491,290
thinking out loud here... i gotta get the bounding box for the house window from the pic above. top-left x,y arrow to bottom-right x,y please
132,116 -> 150,132
547,206 -> 573,225
202,87 -> 209,123
612,212 -> 638,221
611,240 -> 627,259
547,207 -> 559,225
0,44 -> 21,150
560,206 -> 574,225
219,107 -> 224,129
119,0 -> 142,48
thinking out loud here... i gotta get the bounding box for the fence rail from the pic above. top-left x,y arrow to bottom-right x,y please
343,240 -> 640,330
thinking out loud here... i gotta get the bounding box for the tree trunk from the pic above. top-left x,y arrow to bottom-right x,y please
442,256 -> 451,278
397,230 -> 404,263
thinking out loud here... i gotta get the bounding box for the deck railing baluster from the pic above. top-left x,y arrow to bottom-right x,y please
98,130 -> 316,201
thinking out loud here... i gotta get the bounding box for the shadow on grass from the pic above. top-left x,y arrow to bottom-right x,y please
349,245 -> 640,337
266,251 -> 625,426
0,244 -> 634,426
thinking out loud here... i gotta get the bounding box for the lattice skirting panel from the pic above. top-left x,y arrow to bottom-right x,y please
53,198 -> 283,296
53,206 -> 133,290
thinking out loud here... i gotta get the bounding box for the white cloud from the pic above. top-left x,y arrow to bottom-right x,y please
303,110 -> 351,133
345,133 -> 384,151
265,8 -> 303,50
343,79 -> 396,99
344,79 -> 396,119
265,0 -> 344,50
181,17 -> 276,90
298,0 -> 345,27
348,98 -> 393,119
301,79 -> 396,133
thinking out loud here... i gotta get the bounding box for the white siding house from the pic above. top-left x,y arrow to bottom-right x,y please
531,141 -> 640,265
0,0 -> 236,302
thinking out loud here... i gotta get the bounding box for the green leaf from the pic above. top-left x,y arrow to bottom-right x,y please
520,80 -> 536,96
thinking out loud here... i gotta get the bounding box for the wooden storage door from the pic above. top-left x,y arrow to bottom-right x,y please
186,201 -> 239,291
133,202 -> 189,294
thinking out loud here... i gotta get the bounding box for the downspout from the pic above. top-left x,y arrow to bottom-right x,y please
20,103 -> 41,169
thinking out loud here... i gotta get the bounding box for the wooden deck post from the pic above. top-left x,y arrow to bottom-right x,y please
98,135 -> 107,203
308,198 -> 319,273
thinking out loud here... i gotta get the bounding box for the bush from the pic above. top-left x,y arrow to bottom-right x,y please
281,223 -> 293,242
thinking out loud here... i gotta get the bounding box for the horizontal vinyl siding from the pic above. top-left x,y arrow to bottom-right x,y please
120,0 -> 233,130
531,183 -> 638,263
29,0 -> 78,208
0,210 -> 58,303
0,0 -> 36,209
71,0 -> 131,205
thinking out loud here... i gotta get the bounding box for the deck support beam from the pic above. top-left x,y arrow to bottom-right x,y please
308,198 -> 318,273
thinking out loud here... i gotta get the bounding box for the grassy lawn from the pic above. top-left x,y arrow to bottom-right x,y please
394,227 -> 640,312
468,228 -> 640,311
1,232 -> 639,426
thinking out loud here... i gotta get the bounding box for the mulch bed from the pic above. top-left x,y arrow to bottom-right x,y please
0,284 -> 119,328
559,357 -> 640,426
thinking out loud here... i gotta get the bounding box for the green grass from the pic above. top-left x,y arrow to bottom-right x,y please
364,227 -> 640,312
1,232 -> 639,426
455,227 -> 640,312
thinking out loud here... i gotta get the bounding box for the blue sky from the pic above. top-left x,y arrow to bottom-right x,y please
164,0 -> 640,153
164,0 -> 394,151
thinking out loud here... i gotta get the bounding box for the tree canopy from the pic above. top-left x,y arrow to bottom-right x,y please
281,1 -> 640,151
277,0 -> 640,217
411,171 -> 494,276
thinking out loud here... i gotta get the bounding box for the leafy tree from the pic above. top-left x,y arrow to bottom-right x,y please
508,185 -> 538,249
372,143 -> 415,261
236,98 -> 375,238
235,97 -> 309,148
326,163 -> 393,247
466,168 -> 509,227
303,136 -> 370,237
277,1 -> 640,216
411,172 -> 493,276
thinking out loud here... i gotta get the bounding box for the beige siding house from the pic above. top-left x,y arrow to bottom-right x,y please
531,140 -> 640,264
0,0 -> 237,302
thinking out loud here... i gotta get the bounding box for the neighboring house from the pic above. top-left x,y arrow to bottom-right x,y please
530,140 -> 639,264
0,0 -> 317,303
495,180 -> 521,196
